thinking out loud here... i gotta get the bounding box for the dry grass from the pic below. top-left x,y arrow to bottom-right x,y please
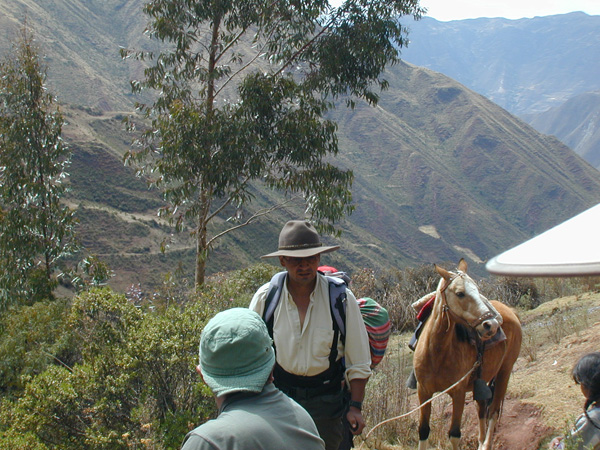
360,335 -> 417,449
509,292 -> 600,430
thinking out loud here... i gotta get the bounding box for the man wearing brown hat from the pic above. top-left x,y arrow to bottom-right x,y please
249,220 -> 372,450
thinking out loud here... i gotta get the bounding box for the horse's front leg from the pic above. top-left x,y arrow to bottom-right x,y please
479,368 -> 512,450
482,410 -> 499,450
448,389 -> 467,450
476,399 -> 488,449
417,387 -> 433,450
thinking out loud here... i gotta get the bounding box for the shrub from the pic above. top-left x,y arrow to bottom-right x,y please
0,288 -> 216,450
8,364 -> 127,450
66,288 -> 143,362
208,263 -> 279,308
479,276 -> 540,309
352,264 -> 439,332
0,299 -> 72,396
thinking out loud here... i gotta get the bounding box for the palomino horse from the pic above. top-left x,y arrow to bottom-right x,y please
413,259 -> 522,450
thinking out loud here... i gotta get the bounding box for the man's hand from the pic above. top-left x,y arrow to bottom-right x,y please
346,407 -> 365,435
347,377 -> 368,435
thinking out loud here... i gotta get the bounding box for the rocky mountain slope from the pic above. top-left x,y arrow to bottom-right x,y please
400,12 -> 600,169
2,1 -> 600,290
524,91 -> 600,170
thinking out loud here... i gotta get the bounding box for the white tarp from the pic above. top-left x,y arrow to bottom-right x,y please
486,203 -> 600,277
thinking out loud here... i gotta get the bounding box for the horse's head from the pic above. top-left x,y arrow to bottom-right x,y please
435,259 -> 502,340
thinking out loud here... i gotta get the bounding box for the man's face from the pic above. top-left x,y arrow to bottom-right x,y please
279,254 -> 321,285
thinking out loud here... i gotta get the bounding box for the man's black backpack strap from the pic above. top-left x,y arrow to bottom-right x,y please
263,271 -> 287,338
327,276 -> 347,344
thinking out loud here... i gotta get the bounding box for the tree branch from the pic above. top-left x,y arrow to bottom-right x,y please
214,6 -> 281,97
38,347 -> 75,374
206,195 -> 303,248
215,38 -> 268,98
273,7 -> 342,77
206,190 -> 238,223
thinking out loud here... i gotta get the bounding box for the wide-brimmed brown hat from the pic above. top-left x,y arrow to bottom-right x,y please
261,220 -> 340,258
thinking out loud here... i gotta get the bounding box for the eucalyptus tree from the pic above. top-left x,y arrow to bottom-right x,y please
123,0 -> 424,287
0,27 -> 79,307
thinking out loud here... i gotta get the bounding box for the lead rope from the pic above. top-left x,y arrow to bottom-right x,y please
357,359 -> 481,450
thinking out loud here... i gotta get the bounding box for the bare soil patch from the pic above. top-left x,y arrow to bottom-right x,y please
454,397 -> 553,450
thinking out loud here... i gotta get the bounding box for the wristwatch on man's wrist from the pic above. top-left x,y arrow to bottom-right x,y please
348,400 -> 362,411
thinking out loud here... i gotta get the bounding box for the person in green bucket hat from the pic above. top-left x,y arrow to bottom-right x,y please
180,308 -> 325,450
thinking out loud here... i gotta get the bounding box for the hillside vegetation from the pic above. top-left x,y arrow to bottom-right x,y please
2,1 -> 600,293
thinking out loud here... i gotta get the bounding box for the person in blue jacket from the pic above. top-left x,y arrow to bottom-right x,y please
550,352 -> 600,450
181,308 -> 325,450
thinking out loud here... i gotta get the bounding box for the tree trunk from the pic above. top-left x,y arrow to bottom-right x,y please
193,16 -> 221,290
195,218 -> 208,288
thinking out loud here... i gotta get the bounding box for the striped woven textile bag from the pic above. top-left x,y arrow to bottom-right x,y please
357,297 -> 391,367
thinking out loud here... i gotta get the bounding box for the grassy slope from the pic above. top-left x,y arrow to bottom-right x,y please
510,292 -> 600,429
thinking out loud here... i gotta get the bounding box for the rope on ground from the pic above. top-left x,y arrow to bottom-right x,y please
357,360 -> 481,450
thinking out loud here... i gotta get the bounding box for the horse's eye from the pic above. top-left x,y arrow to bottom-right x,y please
456,292 -> 465,298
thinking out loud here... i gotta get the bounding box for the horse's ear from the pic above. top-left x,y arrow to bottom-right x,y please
457,258 -> 468,272
435,264 -> 452,280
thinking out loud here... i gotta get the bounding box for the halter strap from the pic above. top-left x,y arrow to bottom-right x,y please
438,272 -> 501,330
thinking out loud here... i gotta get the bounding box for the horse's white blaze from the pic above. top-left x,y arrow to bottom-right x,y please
447,273 -> 501,339
464,278 -> 480,300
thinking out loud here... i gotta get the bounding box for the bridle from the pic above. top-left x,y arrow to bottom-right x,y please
439,272 -> 501,331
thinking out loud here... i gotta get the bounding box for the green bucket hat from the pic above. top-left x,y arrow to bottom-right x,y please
261,220 -> 340,258
200,308 -> 275,397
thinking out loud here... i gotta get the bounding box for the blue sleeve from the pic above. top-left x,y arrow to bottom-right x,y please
568,409 -> 600,450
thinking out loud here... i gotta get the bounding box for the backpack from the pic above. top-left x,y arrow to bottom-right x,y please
357,297 -> 391,367
262,271 -> 391,368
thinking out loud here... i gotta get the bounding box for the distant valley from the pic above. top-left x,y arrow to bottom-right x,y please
400,12 -> 600,169
523,91 -> 600,170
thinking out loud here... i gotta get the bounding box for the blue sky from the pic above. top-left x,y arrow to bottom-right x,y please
419,0 -> 600,21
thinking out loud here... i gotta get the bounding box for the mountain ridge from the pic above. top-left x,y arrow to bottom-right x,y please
400,12 -> 600,116
2,1 -> 600,290
399,12 -> 600,169
524,91 -> 600,170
